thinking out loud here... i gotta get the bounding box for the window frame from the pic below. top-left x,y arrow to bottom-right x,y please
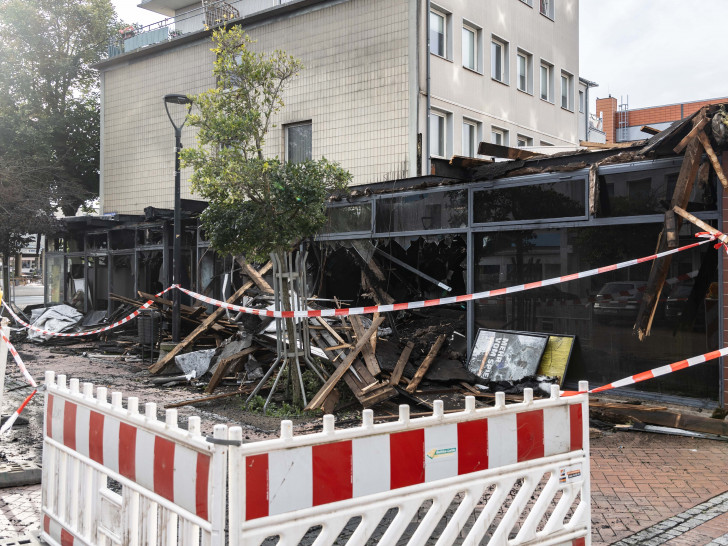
430,109 -> 451,159
517,134 -> 534,147
462,119 -> 481,157
540,60 -> 553,103
462,21 -> 482,73
561,70 -> 574,111
490,36 -> 509,84
429,7 -> 450,59
579,90 -> 585,113
284,121 -> 312,163
516,48 -> 533,94
539,0 -> 554,20
491,126 -> 509,147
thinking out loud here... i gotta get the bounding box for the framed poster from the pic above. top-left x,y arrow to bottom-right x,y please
536,335 -> 575,386
468,329 -> 549,382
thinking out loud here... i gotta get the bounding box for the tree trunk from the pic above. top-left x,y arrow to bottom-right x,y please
275,250 -> 303,407
2,250 -> 11,302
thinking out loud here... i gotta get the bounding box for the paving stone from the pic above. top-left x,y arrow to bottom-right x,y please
0,464 -> 41,489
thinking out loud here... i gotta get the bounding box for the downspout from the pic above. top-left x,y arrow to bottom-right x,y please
426,0 -> 431,176
584,85 -> 589,141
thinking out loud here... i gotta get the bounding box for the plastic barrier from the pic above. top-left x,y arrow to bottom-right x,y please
227,383 -> 591,545
41,372 -> 228,546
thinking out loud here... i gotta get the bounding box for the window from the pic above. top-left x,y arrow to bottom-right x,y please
540,61 -> 553,102
462,24 -> 480,71
430,10 -> 447,57
517,134 -> 533,147
286,122 -> 312,163
516,49 -> 532,93
430,111 -> 448,157
463,120 -> 480,157
491,37 -> 508,83
491,127 -> 508,147
540,140 -> 554,146
561,71 -> 574,110
540,0 -> 554,19
520,0 -> 533,6
579,90 -> 585,113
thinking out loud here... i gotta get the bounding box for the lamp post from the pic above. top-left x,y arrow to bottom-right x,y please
163,93 -> 193,342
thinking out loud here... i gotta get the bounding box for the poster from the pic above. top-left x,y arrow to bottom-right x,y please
536,335 -> 575,386
467,329 -> 549,382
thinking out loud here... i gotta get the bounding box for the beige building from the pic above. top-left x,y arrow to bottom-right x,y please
97,0 -> 582,215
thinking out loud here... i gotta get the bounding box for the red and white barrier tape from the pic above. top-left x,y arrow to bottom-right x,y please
2,285 -> 175,338
0,389 -> 37,435
563,346 -> 728,397
176,235 -> 714,319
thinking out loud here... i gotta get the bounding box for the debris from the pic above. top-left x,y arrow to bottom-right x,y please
389,341 -> 414,387
405,334 -> 446,394
175,348 -> 216,377
27,305 -> 83,342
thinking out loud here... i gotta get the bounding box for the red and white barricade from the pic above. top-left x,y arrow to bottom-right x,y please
41,371 -> 229,546
228,383 -> 591,545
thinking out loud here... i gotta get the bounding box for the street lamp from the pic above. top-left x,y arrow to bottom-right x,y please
164,93 -> 193,342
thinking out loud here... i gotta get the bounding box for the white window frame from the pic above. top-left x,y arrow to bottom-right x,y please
579,90 -> 585,113
516,48 -> 533,94
490,36 -> 509,84
540,140 -> 554,146
285,121 -> 312,163
540,0 -> 554,19
517,134 -> 533,147
430,7 -> 451,60
561,70 -> 574,111
430,109 -> 451,158
520,0 -> 534,6
462,119 -> 481,157
491,126 -> 509,147
540,60 -> 553,103
462,21 -> 482,73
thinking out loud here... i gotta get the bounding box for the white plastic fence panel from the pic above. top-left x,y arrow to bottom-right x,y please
41,372 -> 228,546
229,385 -> 591,545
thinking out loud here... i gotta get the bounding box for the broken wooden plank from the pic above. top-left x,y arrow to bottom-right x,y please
696,131 -> 728,190
579,140 -> 646,149
673,206 -> 728,245
205,347 -> 257,394
405,334 -> 446,394
477,141 -> 542,159
315,317 -> 348,346
164,388 -> 252,408
305,316 -> 385,410
673,113 -> 709,153
640,125 -> 661,136
389,341 -> 414,386
358,384 -> 397,408
236,256 -> 274,294
149,262 -> 272,374
350,315 -> 381,376
588,163 -> 599,216
595,406 -> 728,437
635,131 -> 704,340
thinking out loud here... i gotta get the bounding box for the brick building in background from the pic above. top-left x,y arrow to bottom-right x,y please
597,95 -> 728,143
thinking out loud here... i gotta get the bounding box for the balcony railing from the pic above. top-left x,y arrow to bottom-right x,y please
107,0 -> 240,59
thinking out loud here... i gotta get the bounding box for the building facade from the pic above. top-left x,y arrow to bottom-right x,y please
597,95 -> 728,144
97,0 -> 583,215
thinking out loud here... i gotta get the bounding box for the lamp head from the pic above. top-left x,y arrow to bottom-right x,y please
164,94 -> 193,132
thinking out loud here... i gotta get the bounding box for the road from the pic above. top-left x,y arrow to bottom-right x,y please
3,283 -> 45,308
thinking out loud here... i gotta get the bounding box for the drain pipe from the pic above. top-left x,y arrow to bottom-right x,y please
426,0 -> 431,176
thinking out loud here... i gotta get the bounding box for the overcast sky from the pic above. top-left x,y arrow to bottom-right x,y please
112,0 -> 728,110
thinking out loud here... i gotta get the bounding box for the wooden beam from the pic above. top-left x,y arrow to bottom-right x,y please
697,131 -> 728,190
673,113 -> 709,153
579,140 -> 645,149
305,317 -> 385,410
673,206 -> 728,245
640,125 -> 661,136
588,163 -> 598,216
389,341 -> 414,386
236,256 -> 274,294
350,315 -> 381,376
148,262 -> 272,374
405,335 -> 446,394
205,346 -> 257,394
635,135 -> 704,340
477,141 -> 542,159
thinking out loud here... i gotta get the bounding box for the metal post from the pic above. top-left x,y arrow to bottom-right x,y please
173,128 -> 182,342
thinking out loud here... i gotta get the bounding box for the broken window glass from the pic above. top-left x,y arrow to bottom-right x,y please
321,204 -> 372,234
375,190 -> 467,233
473,179 -> 586,224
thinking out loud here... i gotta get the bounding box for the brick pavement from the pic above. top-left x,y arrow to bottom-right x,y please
0,485 -> 41,539
590,430 -> 728,545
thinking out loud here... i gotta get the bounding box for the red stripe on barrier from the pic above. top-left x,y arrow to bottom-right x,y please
154,436 -> 176,502
570,404 -> 583,451
63,401 -> 77,451
560,274 -> 580,282
363,305 -> 380,313
118,423 -> 137,480
89,411 -> 104,465
457,419 -> 488,474
246,454 -> 269,520
47,394 -> 54,438
573,538 -> 586,546
424,298 -> 441,307
670,359 -> 691,373
196,453 -> 210,521
312,440 -> 353,506
390,429 -> 425,489
60,529 -> 74,546
43,514 -> 50,534
517,410 -> 544,462
455,294 -> 473,302
632,370 -> 655,383
393,303 -> 410,311
597,264 -> 617,273
490,288 -> 507,297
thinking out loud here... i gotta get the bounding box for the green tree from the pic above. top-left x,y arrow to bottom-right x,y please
183,27 -> 350,406
0,0 -> 118,215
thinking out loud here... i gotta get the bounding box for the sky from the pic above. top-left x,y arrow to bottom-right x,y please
111,0 -> 728,111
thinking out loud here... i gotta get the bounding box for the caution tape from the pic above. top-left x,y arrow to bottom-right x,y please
0,330 -> 38,435
176,235 -> 714,319
562,346 -> 728,397
0,389 -> 37,436
1,285 -> 175,338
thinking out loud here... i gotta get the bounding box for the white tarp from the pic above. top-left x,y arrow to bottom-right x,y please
28,305 -> 83,342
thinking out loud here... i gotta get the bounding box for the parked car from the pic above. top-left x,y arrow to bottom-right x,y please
593,281 -> 647,322
665,281 -> 709,328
